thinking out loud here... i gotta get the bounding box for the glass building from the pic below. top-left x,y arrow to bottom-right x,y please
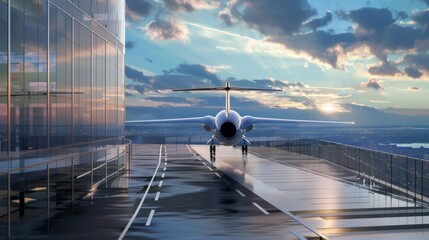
0,0 -> 127,238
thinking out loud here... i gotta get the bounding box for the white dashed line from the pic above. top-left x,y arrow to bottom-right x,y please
252,202 -> 269,215
164,162 -> 167,166
118,145 -> 163,240
215,173 -> 221,178
155,192 -> 160,201
145,210 -> 156,226
207,166 -> 213,171
161,173 -> 165,178
158,181 -> 163,188
163,167 -> 166,171
235,189 -> 246,197
202,162 -> 207,166
223,180 -> 231,185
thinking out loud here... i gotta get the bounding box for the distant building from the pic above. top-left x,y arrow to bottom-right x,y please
0,1 -> 127,238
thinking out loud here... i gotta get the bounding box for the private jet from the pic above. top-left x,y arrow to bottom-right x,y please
127,82 -> 354,156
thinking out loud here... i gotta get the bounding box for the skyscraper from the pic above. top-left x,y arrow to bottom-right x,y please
0,1 -> 127,237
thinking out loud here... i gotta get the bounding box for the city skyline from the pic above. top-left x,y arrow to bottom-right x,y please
124,0 -> 429,125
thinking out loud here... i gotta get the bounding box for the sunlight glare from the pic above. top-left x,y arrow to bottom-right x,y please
319,103 -> 338,114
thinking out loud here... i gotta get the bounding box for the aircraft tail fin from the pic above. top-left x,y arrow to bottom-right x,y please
173,81 -> 281,117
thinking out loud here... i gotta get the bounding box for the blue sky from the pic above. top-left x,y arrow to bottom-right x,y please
124,0 -> 429,125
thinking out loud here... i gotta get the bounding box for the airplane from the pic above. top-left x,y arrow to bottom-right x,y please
126,81 -> 354,157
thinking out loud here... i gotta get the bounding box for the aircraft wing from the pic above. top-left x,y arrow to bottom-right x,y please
126,116 -> 216,129
241,116 -> 354,129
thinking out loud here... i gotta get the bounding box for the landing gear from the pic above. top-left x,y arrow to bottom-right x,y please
241,144 -> 248,154
210,145 -> 216,163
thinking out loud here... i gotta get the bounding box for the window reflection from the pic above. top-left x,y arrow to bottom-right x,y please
1,1 -> 126,238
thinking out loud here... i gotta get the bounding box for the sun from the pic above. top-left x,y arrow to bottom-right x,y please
318,103 -> 338,114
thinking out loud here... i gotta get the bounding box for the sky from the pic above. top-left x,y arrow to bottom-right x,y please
124,0 -> 429,125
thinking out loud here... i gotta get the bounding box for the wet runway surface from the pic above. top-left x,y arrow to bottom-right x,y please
192,145 -> 429,240
121,144 -> 319,239
40,143 -> 429,239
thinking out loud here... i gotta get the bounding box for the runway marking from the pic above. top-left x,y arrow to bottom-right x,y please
235,189 -> 246,197
118,145 -> 163,240
207,166 -> 213,171
161,173 -> 165,178
145,210 -> 155,226
155,192 -> 160,201
158,181 -> 163,188
252,202 -> 270,215
215,173 -> 221,178
163,167 -> 166,171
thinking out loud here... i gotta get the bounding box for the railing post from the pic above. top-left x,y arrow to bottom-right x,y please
390,155 -> 393,194
7,172 -> 11,239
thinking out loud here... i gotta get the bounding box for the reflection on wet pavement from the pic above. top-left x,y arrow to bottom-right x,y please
192,145 -> 429,240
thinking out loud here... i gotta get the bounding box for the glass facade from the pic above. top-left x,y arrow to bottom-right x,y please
0,0 -> 126,238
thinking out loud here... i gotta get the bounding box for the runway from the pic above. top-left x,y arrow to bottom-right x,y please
40,144 -> 429,239
119,144 -> 320,239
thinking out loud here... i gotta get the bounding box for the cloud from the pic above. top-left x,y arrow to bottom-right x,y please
304,12 -> 333,31
125,65 -> 150,83
403,54 -> 429,72
126,83 -> 146,94
360,78 -> 383,91
126,0 -> 153,22
404,67 -> 422,78
240,0 -> 316,36
146,19 -> 189,41
218,0 -> 240,26
347,7 -> 395,33
368,61 -> 400,76
270,31 -> 356,69
166,63 -> 222,85
163,0 -> 221,12
125,41 -> 136,49
407,86 -> 420,92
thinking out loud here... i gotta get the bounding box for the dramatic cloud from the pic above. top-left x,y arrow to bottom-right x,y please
126,0 -> 153,22
413,9 -> 429,32
125,41 -> 136,49
360,79 -> 383,91
403,54 -> 429,72
368,61 -> 400,76
146,19 -> 189,41
270,31 -> 356,69
348,8 -> 395,33
404,67 -> 422,78
163,0 -> 221,12
240,0 -> 316,36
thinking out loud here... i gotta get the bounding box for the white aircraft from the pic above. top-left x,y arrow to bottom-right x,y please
127,81 -> 354,155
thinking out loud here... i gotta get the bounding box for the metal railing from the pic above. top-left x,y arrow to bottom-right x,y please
253,138 -> 429,205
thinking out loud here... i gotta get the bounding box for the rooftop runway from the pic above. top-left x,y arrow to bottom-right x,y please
44,144 -> 429,239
